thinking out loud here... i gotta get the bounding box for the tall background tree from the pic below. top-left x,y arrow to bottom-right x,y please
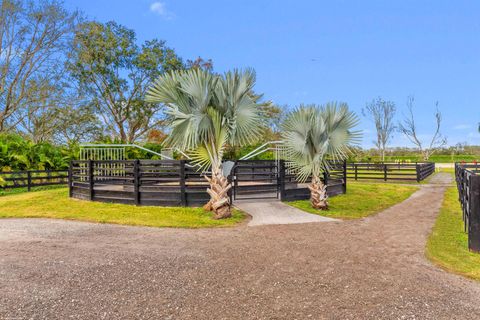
261,104 -> 286,141
0,0 -> 79,133
362,97 -> 396,162
68,21 -> 184,143
398,96 -> 447,160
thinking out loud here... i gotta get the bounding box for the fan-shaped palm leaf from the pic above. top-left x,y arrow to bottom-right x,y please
282,103 -> 361,209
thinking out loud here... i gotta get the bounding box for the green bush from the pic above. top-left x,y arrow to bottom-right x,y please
0,133 -> 76,171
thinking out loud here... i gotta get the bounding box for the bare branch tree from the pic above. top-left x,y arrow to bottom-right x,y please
362,97 -> 396,162
398,96 -> 447,161
0,0 -> 79,132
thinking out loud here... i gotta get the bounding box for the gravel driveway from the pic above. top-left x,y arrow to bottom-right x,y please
1,173 -> 480,319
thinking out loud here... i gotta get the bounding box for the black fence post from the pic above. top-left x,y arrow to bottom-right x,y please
88,160 -> 94,200
354,164 -> 358,181
27,171 -> 31,191
68,161 -> 73,198
227,173 -> 233,205
469,175 -> 480,252
179,160 -> 187,206
416,164 -> 421,182
233,161 -> 238,201
383,164 -> 387,181
343,160 -> 347,193
134,159 -> 140,205
463,169 -> 468,232
279,160 -> 286,201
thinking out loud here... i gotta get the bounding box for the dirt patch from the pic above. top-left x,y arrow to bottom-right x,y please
1,174 -> 480,319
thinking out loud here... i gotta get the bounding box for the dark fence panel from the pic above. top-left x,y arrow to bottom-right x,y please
0,170 -> 68,190
70,159 -> 348,207
70,160 -> 214,207
346,162 -> 435,182
280,160 -> 347,202
455,163 -> 480,252
233,160 -> 279,200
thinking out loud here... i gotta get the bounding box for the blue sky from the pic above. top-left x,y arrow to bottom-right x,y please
63,0 -> 480,148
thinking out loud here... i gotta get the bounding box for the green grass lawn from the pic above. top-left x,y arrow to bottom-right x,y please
426,187 -> 480,280
0,188 -> 245,228
288,182 -> 418,219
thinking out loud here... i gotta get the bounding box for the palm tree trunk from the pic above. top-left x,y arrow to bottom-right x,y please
203,165 -> 232,219
308,174 -> 328,210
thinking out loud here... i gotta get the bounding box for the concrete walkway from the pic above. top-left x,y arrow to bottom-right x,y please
426,170 -> 455,185
234,200 -> 338,226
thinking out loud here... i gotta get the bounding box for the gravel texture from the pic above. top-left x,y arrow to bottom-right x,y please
1,173 -> 480,319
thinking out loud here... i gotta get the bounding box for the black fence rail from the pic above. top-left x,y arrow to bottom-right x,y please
70,159 -> 348,207
233,160 -> 279,200
0,170 -> 68,190
346,162 -> 435,182
280,160 -> 346,201
70,160 -> 210,207
232,160 -> 347,201
455,163 -> 480,252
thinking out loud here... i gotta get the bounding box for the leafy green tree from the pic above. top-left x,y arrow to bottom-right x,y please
186,57 -> 213,71
69,21 -> 184,143
259,103 -> 287,141
54,105 -> 102,145
146,68 -> 264,219
282,103 -> 360,209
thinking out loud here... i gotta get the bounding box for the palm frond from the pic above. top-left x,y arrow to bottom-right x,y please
282,103 -> 361,182
146,68 -> 264,172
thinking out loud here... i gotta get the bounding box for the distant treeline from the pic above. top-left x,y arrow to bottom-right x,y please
1,133 -> 479,173
348,145 -> 480,163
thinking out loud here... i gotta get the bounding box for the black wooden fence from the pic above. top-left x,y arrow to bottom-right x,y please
70,160 -> 210,207
455,163 -> 480,252
231,160 -> 346,201
280,160 -> 346,201
233,160 -> 279,200
70,159 -> 347,207
347,162 -> 435,182
0,170 -> 68,190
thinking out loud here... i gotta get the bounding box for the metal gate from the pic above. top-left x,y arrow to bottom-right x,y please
232,160 -> 279,201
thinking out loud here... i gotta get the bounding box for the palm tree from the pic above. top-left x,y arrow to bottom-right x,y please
146,68 -> 264,219
282,103 -> 360,210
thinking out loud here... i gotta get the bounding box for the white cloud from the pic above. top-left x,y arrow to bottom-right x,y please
149,2 -> 174,19
453,124 -> 472,130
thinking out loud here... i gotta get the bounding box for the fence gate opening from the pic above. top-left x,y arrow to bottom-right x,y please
232,160 -> 279,201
